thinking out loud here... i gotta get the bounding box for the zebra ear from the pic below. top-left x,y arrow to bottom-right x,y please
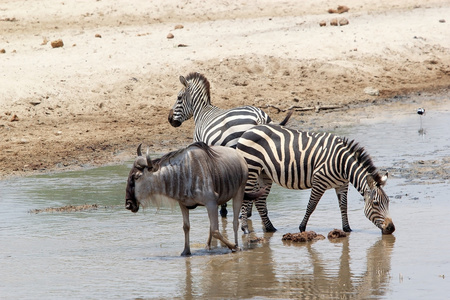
179,75 -> 189,88
380,171 -> 388,186
366,174 -> 377,189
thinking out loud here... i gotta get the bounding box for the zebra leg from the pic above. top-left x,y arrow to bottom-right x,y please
220,203 -> 227,218
335,183 -> 352,232
253,176 -> 276,232
299,185 -> 326,232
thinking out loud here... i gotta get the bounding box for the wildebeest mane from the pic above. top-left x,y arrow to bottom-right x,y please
342,138 -> 382,184
150,142 -> 219,171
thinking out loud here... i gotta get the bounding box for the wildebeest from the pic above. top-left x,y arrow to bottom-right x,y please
125,142 -> 259,256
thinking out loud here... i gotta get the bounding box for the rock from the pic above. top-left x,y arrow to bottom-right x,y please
10,114 -> 19,122
0,49 -> 5,53
174,24 -> 184,29
330,18 -> 338,26
339,18 -> 349,26
337,5 -> 350,14
51,39 -> 64,48
364,87 -> 380,96
439,19 -> 446,23
328,5 -> 349,14
282,231 -> 325,242
319,20 -> 327,27
327,229 -> 347,239
95,33 -> 102,38
167,33 -> 174,39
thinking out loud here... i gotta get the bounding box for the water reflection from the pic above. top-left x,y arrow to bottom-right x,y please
177,234 -> 395,299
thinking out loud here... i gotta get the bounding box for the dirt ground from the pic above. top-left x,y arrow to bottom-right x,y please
1,0 -> 449,179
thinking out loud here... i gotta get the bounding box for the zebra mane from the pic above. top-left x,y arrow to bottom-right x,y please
150,141 -> 218,171
343,138 -> 382,184
185,72 -> 211,103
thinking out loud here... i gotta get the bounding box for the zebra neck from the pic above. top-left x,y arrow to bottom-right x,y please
345,158 -> 370,195
193,104 -> 221,123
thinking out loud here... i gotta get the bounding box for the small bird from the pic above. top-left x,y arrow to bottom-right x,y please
417,108 -> 425,115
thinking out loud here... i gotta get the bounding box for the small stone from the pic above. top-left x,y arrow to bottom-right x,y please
339,18 -> 349,26
51,39 -> 64,48
167,33 -> 174,39
364,87 -> 380,96
10,114 -> 19,122
174,24 -> 184,29
328,229 -> 347,239
95,33 -> 102,38
337,5 -> 349,14
0,49 -> 5,53
439,19 -> 446,23
319,20 -> 327,27
55,131 -> 63,136
330,18 -> 338,26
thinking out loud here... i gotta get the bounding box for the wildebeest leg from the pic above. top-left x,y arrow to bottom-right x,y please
206,202 -> 238,252
335,183 -> 352,232
179,204 -> 191,256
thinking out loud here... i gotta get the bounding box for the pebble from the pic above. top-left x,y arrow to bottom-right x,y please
319,20 -> 327,27
339,18 -> 349,26
330,18 -> 338,26
167,33 -> 174,39
174,24 -> 184,29
51,39 -> 64,48
364,87 -> 380,96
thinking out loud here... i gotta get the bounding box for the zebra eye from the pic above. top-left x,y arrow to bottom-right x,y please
177,95 -> 182,101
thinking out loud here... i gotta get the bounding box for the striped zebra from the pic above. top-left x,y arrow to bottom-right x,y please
168,72 -> 290,217
236,123 -> 395,235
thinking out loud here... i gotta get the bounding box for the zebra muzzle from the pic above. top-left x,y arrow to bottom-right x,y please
168,109 -> 182,127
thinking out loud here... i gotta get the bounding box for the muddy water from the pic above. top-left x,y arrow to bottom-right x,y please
1,96 -> 449,299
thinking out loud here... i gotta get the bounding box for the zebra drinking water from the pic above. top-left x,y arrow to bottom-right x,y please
236,124 -> 395,235
168,72 -> 290,217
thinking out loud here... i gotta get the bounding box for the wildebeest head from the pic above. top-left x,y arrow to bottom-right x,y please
125,144 -> 152,213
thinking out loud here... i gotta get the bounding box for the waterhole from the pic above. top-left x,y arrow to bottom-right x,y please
1,95 -> 449,299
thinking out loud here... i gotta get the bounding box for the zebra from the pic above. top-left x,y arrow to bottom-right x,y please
168,72 -> 291,217
236,123 -> 395,235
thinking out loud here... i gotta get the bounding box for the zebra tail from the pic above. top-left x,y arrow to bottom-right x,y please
279,110 -> 293,126
244,186 -> 268,200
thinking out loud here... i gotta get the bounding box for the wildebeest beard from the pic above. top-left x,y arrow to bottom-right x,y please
125,168 -> 140,213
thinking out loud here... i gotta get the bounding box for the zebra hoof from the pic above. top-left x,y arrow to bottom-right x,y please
264,225 -> 277,232
299,225 -> 306,232
343,226 -> 352,232
220,209 -> 228,218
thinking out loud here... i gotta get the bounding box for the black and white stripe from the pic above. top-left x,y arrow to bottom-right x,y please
236,124 -> 395,235
169,72 -> 272,148
168,72 -> 283,218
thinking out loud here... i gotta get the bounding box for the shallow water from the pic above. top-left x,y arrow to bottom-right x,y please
1,96 -> 449,299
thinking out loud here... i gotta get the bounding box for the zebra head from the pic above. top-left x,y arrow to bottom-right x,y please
363,172 -> 395,234
168,75 -> 194,128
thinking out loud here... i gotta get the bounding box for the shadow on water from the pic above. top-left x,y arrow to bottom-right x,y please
1,95 -> 449,299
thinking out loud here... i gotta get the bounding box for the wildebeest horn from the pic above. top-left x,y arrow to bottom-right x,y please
137,143 -> 143,156
146,147 -> 152,169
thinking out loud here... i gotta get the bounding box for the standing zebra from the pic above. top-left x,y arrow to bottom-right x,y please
236,124 -> 395,235
168,72 -> 290,217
